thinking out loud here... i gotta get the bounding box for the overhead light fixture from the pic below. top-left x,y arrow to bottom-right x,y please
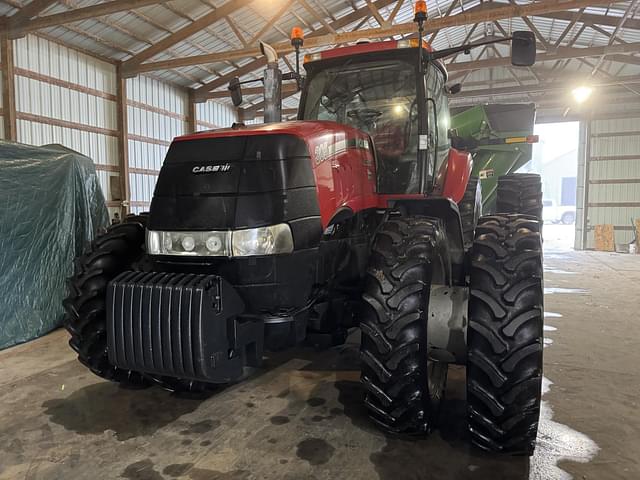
572,86 -> 593,104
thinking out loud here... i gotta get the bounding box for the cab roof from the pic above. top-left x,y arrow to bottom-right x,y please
304,39 -> 433,64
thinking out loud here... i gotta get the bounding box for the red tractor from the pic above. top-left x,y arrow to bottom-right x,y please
65,8 -> 543,455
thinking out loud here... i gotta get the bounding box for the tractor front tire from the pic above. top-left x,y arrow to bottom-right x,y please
496,173 -> 543,221
467,214 -> 543,455
360,216 -> 447,434
459,176 -> 482,250
63,215 -> 149,387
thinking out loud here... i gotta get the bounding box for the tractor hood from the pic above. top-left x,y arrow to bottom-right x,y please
148,121 -> 370,249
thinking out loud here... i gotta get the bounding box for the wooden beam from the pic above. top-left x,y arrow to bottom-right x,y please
115,64 -> 130,216
447,41 -> 640,72
129,0 -> 610,75
193,0 -> 397,100
15,111 -> 119,136
196,59 -> 267,101
519,12 -> 552,50
450,75 -> 640,99
15,66 -> 117,101
247,0 -> 294,46
387,0 -> 405,24
427,0 -> 458,44
297,0 -> 337,33
206,82 -> 299,99
608,54 -> 640,66
1,34 -> 17,141
8,0 -> 58,34
122,0 -> 256,74
554,8 -> 584,47
225,16 -> 249,47
364,0 -> 389,27
240,90 -> 298,121
8,0 -> 176,38
535,10 -> 640,32
254,107 -> 298,117
187,89 -> 197,133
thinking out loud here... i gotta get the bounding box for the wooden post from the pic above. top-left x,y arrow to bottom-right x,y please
115,63 -> 130,217
187,89 -> 197,134
1,34 -> 17,141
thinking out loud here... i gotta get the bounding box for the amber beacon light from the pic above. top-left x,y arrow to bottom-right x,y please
291,27 -> 304,45
290,26 -> 305,76
414,0 -> 427,21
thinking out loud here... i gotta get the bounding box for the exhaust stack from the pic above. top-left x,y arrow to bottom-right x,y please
260,41 -> 282,124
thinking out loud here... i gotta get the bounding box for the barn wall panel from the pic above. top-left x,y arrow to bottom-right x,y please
11,35 -> 119,214
196,100 -> 236,131
126,75 -> 187,213
583,115 -> 640,249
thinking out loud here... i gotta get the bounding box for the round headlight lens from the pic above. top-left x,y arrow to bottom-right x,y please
163,234 -> 173,251
181,235 -> 195,252
206,235 -> 223,253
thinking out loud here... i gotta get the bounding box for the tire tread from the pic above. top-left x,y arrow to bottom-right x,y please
467,214 -> 543,455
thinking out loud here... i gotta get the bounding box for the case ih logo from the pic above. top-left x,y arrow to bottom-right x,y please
192,164 -> 232,174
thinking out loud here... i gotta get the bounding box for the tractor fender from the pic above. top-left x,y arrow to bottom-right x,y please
434,147 -> 473,203
328,206 -> 355,226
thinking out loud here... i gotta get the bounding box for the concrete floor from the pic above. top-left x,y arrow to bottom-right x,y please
1,234 -> 640,479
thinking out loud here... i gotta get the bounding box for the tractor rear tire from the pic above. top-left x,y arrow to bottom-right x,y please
459,176 -> 482,250
360,216 -> 447,434
63,215 -> 150,387
496,174 -> 543,221
467,214 -> 543,455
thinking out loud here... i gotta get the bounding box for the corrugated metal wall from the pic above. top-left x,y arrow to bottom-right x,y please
577,114 -> 640,249
126,75 -> 188,213
12,35 -> 119,214
196,101 -> 236,131
5,35 -> 237,217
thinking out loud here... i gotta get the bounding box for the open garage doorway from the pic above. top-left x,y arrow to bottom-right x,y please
519,121 -> 580,251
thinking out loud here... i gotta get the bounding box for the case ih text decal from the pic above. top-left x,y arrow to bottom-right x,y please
191,164 -> 233,174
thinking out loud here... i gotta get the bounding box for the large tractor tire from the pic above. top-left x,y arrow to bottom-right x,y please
360,216 -> 448,434
467,214 -> 543,455
459,176 -> 482,250
63,215 -> 150,387
496,174 -> 543,221
64,215 -> 211,393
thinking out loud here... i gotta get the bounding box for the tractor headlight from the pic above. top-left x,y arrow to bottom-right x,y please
147,231 -> 231,256
231,224 -> 293,256
146,224 -> 294,257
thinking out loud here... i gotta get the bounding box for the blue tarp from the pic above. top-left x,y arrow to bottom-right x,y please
0,141 -> 109,350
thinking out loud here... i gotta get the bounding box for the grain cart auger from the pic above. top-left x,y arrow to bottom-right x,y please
64,1 -> 544,455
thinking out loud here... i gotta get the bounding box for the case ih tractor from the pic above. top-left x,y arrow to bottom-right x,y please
64,5 -> 544,455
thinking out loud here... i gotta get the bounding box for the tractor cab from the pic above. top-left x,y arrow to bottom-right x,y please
227,8 -> 536,199
299,41 -> 450,195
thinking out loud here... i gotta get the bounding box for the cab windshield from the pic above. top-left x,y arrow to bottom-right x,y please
302,58 -> 449,193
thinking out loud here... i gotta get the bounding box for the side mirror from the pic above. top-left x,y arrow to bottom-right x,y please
229,77 -> 243,107
446,83 -> 462,95
511,31 -> 536,66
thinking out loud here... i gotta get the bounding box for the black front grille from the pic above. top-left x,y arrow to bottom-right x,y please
148,133 -> 320,234
106,271 -> 253,383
